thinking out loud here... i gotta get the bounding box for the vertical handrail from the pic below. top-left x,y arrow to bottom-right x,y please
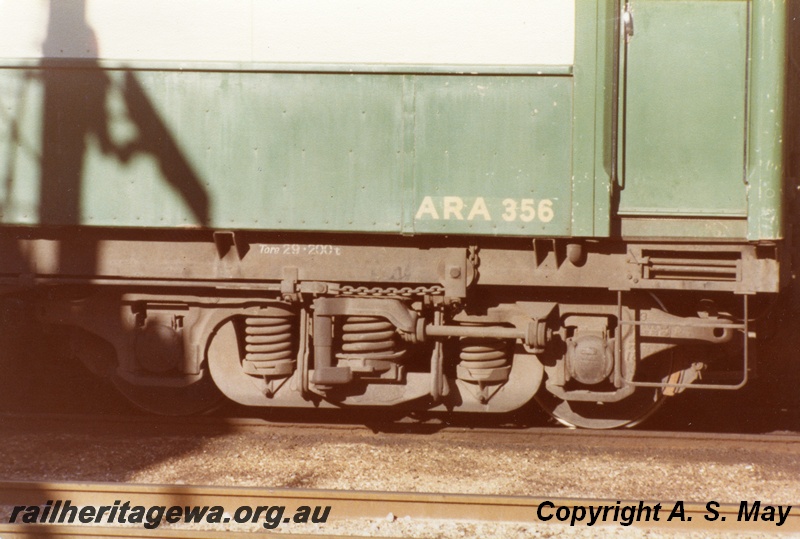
610,0 -> 622,189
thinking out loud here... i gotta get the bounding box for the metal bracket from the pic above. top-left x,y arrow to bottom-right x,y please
281,267 -> 299,302
637,309 -> 734,344
429,311 -> 447,403
544,382 -> 636,403
313,297 -> 418,333
310,297 -> 419,387
623,2 -> 634,43
617,292 -> 750,391
212,230 -> 249,260
532,239 -> 563,269
441,256 -> 468,300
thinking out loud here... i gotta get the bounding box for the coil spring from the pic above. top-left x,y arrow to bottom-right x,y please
337,316 -> 405,361
242,314 -> 295,377
457,337 -> 510,383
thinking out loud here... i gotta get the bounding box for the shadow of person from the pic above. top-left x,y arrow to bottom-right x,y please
40,0 -> 211,231
39,0 -> 211,279
35,0 -> 219,416
39,0 -> 131,228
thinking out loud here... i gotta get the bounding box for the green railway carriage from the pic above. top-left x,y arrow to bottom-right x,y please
0,0 -> 795,427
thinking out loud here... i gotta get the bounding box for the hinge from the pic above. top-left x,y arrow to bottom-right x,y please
623,2 -> 634,43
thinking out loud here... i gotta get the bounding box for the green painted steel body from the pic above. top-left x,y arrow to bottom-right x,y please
0,0 -> 789,240
619,0 -> 750,217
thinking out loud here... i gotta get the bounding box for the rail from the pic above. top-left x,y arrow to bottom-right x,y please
0,481 -> 797,536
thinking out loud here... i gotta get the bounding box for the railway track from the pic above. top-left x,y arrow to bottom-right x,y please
0,480 -> 798,537
1,411 -> 798,446
1,412 -> 797,537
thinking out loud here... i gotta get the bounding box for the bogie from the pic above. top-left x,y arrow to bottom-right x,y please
34,268 -> 751,428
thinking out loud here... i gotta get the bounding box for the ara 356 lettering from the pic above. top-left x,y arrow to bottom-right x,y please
415,196 -> 555,223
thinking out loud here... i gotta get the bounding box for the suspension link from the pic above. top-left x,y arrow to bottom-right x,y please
424,319 -> 549,352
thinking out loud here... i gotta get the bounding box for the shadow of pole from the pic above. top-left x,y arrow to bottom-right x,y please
121,71 -> 211,226
0,4 -> 227,532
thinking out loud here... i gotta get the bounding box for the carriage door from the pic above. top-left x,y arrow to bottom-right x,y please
617,0 -> 749,220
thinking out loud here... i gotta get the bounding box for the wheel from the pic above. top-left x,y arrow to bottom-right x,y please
535,350 -> 676,429
534,387 -> 666,429
112,373 -> 224,415
534,293 -> 680,429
